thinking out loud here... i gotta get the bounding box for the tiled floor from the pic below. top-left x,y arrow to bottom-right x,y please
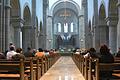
40,56 -> 85,80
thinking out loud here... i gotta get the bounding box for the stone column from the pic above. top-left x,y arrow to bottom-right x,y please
106,17 -> 117,53
22,25 -> 32,52
43,0 -> 49,49
46,16 -> 53,49
79,15 -> 85,48
11,17 -> 24,48
117,0 -> 120,50
99,23 -> 108,45
32,0 -> 37,49
5,0 -> 11,50
82,0 -> 88,49
1,0 -> 6,52
0,0 -> 3,51
93,0 -> 100,51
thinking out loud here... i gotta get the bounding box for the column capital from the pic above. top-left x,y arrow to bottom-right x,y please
106,16 -> 118,26
48,15 -> 52,18
117,1 -> 120,7
22,25 -> 33,29
5,0 -> 11,8
78,15 -> 84,18
10,16 -> 24,28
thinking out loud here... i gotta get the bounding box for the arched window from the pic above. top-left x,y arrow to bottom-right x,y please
71,22 -> 74,32
64,23 -> 68,33
58,23 -> 61,32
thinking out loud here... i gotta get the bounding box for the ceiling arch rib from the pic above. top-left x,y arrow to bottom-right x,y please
50,0 -> 81,16
10,0 -> 21,17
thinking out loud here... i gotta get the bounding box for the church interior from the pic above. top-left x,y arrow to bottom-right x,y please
0,0 -> 120,80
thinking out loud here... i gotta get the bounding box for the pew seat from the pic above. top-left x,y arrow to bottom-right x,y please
0,59 -> 30,80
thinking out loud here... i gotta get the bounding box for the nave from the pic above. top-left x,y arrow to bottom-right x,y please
40,56 -> 85,80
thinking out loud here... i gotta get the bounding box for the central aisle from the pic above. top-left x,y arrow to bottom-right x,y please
40,56 -> 85,80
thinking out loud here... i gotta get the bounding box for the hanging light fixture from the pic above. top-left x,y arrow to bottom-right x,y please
64,0 -> 67,21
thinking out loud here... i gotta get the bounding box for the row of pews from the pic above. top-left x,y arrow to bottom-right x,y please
0,53 -> 61,80
72,54 -> 120,80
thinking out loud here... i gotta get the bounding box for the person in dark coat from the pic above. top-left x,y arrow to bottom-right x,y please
99,44 -> 114,79
24,47 -> 34,57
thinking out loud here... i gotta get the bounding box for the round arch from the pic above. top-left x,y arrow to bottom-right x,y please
22,5 -> 32,51
49,0 -> 82,49
23,5 -> 31,25
50,0 -> 81,16
98,0 -> 108,17
10,0 -> 21,17
99,4 -> 106,21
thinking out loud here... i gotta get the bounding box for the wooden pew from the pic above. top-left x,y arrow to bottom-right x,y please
114,57 -> 120,63
72,54 -> 87,79
24,57 -> 36,80
25,57 -> 41,80
89,58 -> 120,80
0,59 -> 28,80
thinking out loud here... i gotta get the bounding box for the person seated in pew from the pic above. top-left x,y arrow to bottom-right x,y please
0,51 -> 5,59
44,50 -> 50,56
11,48 -> 25,60
74,49 -> 80,54
24,47 -> 35,57
84,48 -> 98,58
6,45 -> 18,60
49,49 -> 54,55
115,48 -> 120,57
35,48 -> 45,57
98,44 -> 114,79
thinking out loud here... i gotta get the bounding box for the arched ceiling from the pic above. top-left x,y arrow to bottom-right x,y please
53,8 -> 78,23
99,4 -> 106,20
23,6 -> 31,25
108,0 -> 118,16
10,0 -> 21,16
50,0 -> 81,16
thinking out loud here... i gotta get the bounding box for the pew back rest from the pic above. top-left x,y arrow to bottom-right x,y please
0,59 -> 24,72
93,59 -> 120,80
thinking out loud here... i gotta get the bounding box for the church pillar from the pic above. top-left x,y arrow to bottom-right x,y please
11,17 -> 24,48
117,1 -> 120,50
0,0 -> 4,51
5,0 -> 11,50
99,22 -> 108,46
32,0 -> 37,49
46,16 -> 53,49
82,0 -> 88,49
106,17 -> 117,53
22,25 -> 32,51
79,15 -> 85,48
93,0 -> 100,51
43,0 -> 49,49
